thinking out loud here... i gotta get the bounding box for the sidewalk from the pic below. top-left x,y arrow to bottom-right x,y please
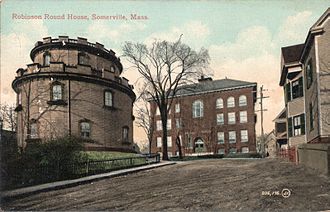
1,161 -> 176,200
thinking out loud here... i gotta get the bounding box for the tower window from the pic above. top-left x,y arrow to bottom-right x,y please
44,52 -> 51,66
122,126 -> 129,142
104,90 -> 113,107
80,121 -> 91,138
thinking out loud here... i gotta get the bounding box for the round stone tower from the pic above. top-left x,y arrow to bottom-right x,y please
12,36 -> 136,152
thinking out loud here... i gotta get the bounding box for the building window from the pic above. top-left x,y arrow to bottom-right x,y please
175,103 -> 180,113
217,132 -> 224,144
217,113 -> 224,125
229,131 -> 236,143
229,148 -> 236,154
218,148 -> 225,154
157,137 -> 162,147
186,133 -> 193,149
241,130 -> 248,142
306,59 -> 313,89
78,52 -> 90,65
30,121 -> 38,139
309,103 -> 314,131
110,66 -> 115,73
240,111 -> 247,123
167,119 -> 172,130
228,112 -> 236,124
216,98 -> 223,109
288,114 -> 305,137
51,82 -> 64,101
242,147 -> 249,153
192,100 -> 203,118
156,107 -> 160,115
43,52 -> 51,66
239,95 -> 247,106
227,97 -> 235,108
291,77 -> 304,99
80,121 -> 91,138
156,120 -> 162,131
104,91 -> 113,107
122,127 -> 129,142
167,136 -> 172,147
175,118 -> 181,128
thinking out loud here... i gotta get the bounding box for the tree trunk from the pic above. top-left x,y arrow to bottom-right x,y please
176,135 -> 183,159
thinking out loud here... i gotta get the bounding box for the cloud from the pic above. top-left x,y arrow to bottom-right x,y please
145,20 -> 210,48
0,19 -> 49,105
86,21 -> 146,45
277,11 -> 313,46
208,24 -> 283,134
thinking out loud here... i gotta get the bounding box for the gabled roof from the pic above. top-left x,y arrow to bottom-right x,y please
301,7 -> 330,62
273,108 -> 286,122
279,44 -> 304,86
173,78 -> 257,97
281,44 -> 305,64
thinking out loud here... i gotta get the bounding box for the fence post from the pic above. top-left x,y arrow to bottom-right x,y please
86,159 -> 89,175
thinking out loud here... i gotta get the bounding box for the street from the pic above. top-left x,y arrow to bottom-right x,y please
2,159 -> 330,211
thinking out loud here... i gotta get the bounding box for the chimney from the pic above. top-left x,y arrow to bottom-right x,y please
198,75 -> 213,82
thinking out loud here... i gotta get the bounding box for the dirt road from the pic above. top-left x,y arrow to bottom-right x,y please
2,159 -> 330,211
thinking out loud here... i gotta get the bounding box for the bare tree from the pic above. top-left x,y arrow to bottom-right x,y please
123,37 -> 210,160
0,104 -> 17,132
134,83 -> 155,154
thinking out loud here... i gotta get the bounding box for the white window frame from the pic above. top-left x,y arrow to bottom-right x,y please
157,137 -> 162,147
175,118 -> 181,128
242,147 -> 249,153
240,111 -> 247,123
241,130 -> 248,142
104,91 -> 113,107
167,119 -> 172,130
228,112 -> 236,124
217,113 -> 224,125
227,97 -> 235,108
239,95 -> 247,106
30,122 -> 38,139
175,103 -> 180,113
167,136 -> 172,147
192,100 -> 204,118
52,84 -> 62,101
80,122 -> 91,138
229,131 -> 236,143
216,98 -> 224,109
217,132 -> 224,144
156,120 -> 162,131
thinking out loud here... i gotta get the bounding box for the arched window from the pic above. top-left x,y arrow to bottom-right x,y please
239,95 -> 247,106
104,90 -> 113,107
227,97 -> 235,108
216,98 -> 223,109
51,81 -> 64,101
43,52 -> 51,66
80,121 -> 91,138
192,100 -> 203,118
122,126 -> 129,142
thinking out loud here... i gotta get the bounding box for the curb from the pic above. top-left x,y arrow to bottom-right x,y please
1,161 -> 176,200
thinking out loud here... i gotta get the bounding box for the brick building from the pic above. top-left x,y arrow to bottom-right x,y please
151,77 -> 257,156
279,8 -> 330,145
12,36 -> 136,151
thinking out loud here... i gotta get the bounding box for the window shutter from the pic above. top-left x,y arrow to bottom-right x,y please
286,83 -> 291,102
288,117 -> 293,137
299,77 -> 304,97
301,114 -> 305,135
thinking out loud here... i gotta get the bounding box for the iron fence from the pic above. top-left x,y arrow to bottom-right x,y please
2,153 -> 160,190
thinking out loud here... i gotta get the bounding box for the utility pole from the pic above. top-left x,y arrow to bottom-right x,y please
256,85 -> 269,156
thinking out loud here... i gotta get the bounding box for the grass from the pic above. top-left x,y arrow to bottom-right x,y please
79,151 -> 140,161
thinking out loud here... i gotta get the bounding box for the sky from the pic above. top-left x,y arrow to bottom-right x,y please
1,0 -> 329,142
